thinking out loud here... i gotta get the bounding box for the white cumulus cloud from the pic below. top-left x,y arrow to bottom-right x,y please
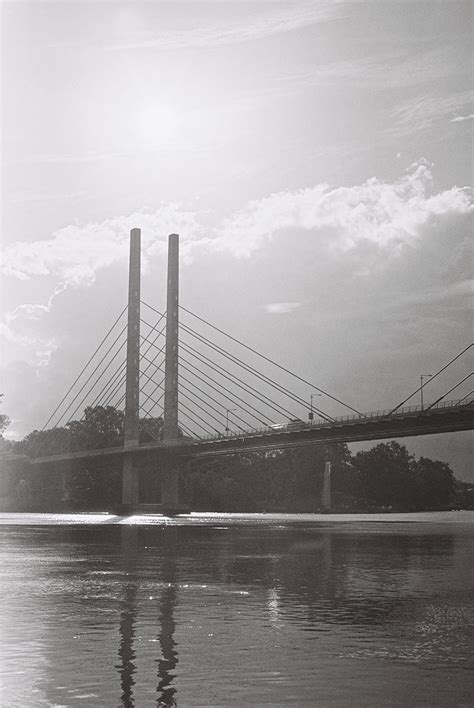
216,161 -> 472,256
0,205 -> 204,285
1,161 -> 471,332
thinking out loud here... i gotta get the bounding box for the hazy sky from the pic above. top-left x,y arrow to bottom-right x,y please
1,1 -> 472,477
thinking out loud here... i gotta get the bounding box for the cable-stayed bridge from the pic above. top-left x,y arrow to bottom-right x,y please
30,230 -> 473,512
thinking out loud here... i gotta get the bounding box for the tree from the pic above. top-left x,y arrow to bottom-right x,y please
412,456 -> 455,510
67,406 -> 124,451
353,441 -> 415,510
352,441 -> 456,511
0,394 -> 10,435
15,426 -> 69,457
139,416 -> 164,443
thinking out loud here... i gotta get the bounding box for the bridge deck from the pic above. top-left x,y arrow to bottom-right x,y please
29,398 -> 473,465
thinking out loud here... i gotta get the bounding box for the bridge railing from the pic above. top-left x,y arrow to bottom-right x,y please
195,397 -> 473,443
30,397 -> 472,459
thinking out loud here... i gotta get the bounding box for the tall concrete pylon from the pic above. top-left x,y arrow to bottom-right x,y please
163,234 -> 180,441
161,234 -> 180,509
122,228 -> 141,507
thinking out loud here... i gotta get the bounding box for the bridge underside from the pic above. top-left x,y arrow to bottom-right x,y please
191,404 -> 473,457
30,403 -> 473,467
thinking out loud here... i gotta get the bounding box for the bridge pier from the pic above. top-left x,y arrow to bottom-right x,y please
120,229 -> 184,513
321,461 -> 331,512
160,234 -> 181,511
122,452 -> 139,509
122,228 -> 141,509
161,467 -> 179,509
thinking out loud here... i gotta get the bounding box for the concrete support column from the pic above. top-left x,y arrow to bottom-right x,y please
321,461 -> 331,512
163,234 -> 179,441
122,452 -> 139,508
122,228 -> 141,507
161,467 -> 179,509
162,234 -> 180,510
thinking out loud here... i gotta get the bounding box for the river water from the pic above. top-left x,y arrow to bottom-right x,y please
1,512 -> 473,707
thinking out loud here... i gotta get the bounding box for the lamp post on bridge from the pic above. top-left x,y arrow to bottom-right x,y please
225,408 -> 237,434
420,374 -> 433,411
309,393 -> 322,425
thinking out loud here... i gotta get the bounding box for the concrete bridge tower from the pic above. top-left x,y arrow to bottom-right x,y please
122,228 -> 141,508
161,233 -> 180,508
121,229 -> 182,512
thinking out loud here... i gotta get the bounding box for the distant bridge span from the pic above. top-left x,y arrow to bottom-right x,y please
33,230 -> 473,511
31,398 -> 473,466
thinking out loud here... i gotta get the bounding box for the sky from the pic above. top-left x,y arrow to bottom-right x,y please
1,1 -> 473,478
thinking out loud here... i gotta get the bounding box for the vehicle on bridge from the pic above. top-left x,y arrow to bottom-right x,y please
269,419 -> 306,431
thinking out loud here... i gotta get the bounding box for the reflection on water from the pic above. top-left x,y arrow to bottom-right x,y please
0,513 -> 473,707
116,527 -> 179,707
116,528 -> 139,706
156,567 -> 178,706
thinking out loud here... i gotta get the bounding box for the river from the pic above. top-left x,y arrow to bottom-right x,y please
1,511 -> 473,707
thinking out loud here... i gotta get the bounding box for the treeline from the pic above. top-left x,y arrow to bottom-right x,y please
0,405 -> 464,513
180,441 -> 456,513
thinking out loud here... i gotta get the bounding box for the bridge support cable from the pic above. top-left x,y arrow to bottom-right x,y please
179,322 -> 333,420
178,367 -> 264,430
179,358 -> 275,427
136,338 -> 166,410
90,359 -> 127,409
140,351 -> 165,373
114,364 -> 163,412
137,392 -> 165,443
140,393 -> 165,422
178,403 -> 206,440
178,401 -> 217,436
179,305 -> 363,417
95,361 -> 127,409
459,390 -> 474,403
137,367 -> 165,403
89,332 -> 165,410
179,330 -> 333,421
63,332 -> 128,425
179,342 -> 302,423
177,379 -> 252,433
142,348 -> 260,431
54,327 -> 127,427
389,343 -> 473,415
138,393 -> 165,435
177,384 -> 240,432
42,306 -> 127,430
112,340 -> 163,407
143,299 -> 309,429
178,421 -> 200,439
108,317 -> 166,412
423,372 -> 473,411
138,317 -> 167,405
139,317 -> 166,368
143,301 -> 321,421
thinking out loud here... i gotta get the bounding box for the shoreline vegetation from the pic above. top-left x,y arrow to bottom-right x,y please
1,405 -> 473,513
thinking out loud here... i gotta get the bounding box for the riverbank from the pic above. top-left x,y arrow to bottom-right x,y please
1,509 -> 473,526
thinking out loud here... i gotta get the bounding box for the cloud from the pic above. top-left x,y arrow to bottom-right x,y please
216,161 -> 472,257
264,302 -> 302,314
281,46 -> 468,90
45,2 -> 342,52
389,90 -> 472,137
1,161 -> 471,341
101,2 -> 343,51
450,113 -> 474,123
1,205 -> 204,285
